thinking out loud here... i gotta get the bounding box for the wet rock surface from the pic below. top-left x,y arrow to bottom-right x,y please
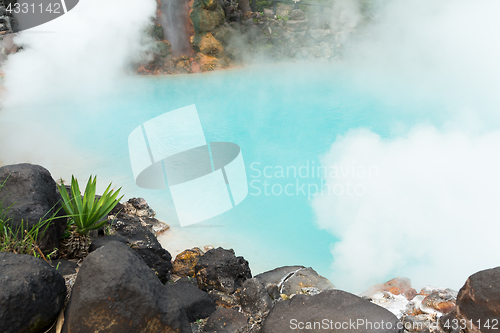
0,252 -> 66,333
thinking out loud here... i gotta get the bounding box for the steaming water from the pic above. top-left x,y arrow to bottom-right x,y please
158,0 -> 192,55
5,62 -> 456,290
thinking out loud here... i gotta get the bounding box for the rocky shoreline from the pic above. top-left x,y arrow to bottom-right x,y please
137,0 -> 350,75
0,163 -> 499,333
0,0 -> 356,76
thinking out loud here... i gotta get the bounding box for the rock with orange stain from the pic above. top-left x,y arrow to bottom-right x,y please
172,247 -> 203,277
197,53 -> 219,71
174,55 -> 192,73
136,66 -> 151,75
191,32 -> 224,58
191,60 -> 202,73
363,277 -> 418,301
422,290 -> 457,314
208,290 -> 239,308
457,267 -> 500,333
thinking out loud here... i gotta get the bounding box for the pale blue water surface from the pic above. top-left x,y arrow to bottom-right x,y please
23,62 -> 454,283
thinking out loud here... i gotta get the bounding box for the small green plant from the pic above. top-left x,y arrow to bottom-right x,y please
58,175 -> 123,236
0,218 -> 51,256
103,217 -> 116,236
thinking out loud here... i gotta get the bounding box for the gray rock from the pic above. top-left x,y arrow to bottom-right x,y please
289,9 -> 305,21
255,265 -> 305,288
62,241 -> 191,333
0,163 -> 67,252
261,289 -> 401,333
153,41 -> 171,57
239,278 -> 273,316
208,289 -> 239,308
190,4 -> 225,34
263,8 -> 275,18
0,252 -> 66,333
295,48 -> 312,60
111,213 -> 172,283
243,18 -> 254,26
166,282 -> 216,322
281,267 -> 335,295
255,265 -> 305,298
255,266 -> 334,297
283,31 -> 296,40
204,308 -> 249,333
308,13 -> 331,29
308,29 -> 332,41
285,19 -> 308,32
88,235 -> 127,253
276,3 -> 293,16
49,259 -> 79,276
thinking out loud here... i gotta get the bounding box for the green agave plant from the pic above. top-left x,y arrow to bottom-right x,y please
58,175 -> 123,236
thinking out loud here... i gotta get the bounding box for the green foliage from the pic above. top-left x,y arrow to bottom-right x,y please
255,0 -> 272,12
0,216 -> 52,256
58,175 -> 123,236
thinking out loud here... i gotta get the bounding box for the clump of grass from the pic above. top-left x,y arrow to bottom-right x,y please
0,176 -> 55,258
0,218 -> 51,257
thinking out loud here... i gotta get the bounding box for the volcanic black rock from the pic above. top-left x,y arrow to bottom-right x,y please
0,252 -> 66,333
195,247 -> 252,294
0,163 -> 66,251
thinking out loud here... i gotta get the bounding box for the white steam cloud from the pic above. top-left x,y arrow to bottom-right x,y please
313,127 -> 500,291
314,0 -> 500,292
0,0 -> 156,173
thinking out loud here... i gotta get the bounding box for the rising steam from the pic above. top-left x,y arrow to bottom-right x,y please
313,0 -> 500,292
0,0 -> 156,173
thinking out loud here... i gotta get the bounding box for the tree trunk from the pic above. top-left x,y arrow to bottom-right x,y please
239,0 -> 252,13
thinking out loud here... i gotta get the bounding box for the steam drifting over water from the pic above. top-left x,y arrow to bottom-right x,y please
313,0 -> 500,291
0,0 -> 156,174
0,0 -> 499,293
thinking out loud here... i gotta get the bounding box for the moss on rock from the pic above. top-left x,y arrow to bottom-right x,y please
190,0 -> 225,34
